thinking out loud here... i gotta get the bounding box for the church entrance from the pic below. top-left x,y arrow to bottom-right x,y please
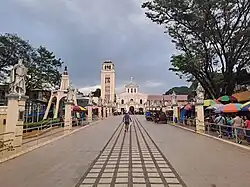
121,108 -> 125,114
129,106 -> 135,115
139,108 -> 144,115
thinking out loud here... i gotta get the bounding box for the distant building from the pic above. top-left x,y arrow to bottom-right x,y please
146,95 -> 188,110
99,61 -> 188,113
116,79 -> 148,113
116,79 -> 188,113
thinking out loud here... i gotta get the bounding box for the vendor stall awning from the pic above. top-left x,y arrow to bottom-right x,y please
232,91 -> 250,102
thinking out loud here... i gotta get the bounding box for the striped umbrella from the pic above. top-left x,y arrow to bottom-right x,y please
240,101 -> 250,112
241,101 -> 250,108
206,104 -> 224,110
222,103 -> 242,113
204,99 -> 221,107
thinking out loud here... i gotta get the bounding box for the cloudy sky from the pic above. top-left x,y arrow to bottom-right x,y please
0,0 -> 187,94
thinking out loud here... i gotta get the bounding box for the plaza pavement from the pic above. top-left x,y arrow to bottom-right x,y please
137,116 -> 250,187
0,115 -> 249,187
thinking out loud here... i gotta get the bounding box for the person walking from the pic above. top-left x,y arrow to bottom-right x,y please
123,112 -> 132,132
232,114 -> 244,144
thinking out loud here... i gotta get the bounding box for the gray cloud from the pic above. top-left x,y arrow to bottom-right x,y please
0,0 -> 187,94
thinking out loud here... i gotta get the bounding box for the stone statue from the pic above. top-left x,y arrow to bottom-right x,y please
88,92 -> 94,105
66,85 -> 75,103
196,83 -> 205,103
9,59 -> 28,95
171,91 -> 177,105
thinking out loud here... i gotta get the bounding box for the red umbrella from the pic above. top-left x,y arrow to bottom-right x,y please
71,105 -> 86,111
184,104 -> 192,110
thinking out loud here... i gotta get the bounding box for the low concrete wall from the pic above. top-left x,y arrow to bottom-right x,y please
0,106 -> 7,135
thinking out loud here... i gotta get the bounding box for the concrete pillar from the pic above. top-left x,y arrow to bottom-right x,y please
107,107 -> 110,117
105,108 -> 108,118
102,107 -> 106,118
172,104 -> 178,124
109,108 -> 112,116
102,107 -> 105,118
87,105 -> 92,123
64,101 -> 73,132
98,107 -> 102,119
4,94 -> 28,155
195,103 -> 205,133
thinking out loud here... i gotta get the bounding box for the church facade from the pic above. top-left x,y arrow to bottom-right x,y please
99,61 -> 189,113
116,79 -> 189,114
116,80 -> 148,113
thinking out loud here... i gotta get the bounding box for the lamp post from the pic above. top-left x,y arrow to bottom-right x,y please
104,101 -> 108,117
97,98 -> 103,119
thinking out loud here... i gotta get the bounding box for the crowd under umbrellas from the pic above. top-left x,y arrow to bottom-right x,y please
182,95 -> 250,145
204,95 -> 250,145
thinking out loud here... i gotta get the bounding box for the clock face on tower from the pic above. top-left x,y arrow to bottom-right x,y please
103,64 -> 113,71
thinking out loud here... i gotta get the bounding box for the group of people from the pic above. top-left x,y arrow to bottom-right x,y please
211,113 -> 250,144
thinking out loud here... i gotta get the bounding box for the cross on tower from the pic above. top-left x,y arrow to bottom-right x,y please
130,77 -> 133,82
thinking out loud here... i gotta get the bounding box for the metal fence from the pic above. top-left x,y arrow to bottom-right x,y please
171,117 -> 250,146
0,116 -> 99,159
205,123 -> 250,146
22,118 -> 93,146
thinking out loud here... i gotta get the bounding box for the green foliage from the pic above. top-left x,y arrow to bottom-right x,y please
165,86 -> 191,95
92,88 -> 101,97
0,33 -> 34,80
142,0 -> 250,98
0,33 -> 63,92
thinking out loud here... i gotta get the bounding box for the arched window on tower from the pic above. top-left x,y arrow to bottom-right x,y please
127,88 -> 129,93
131,88 -> 133,93
140,99 -> 142,104
121,99 -> 124,104
134,88 -> 136,93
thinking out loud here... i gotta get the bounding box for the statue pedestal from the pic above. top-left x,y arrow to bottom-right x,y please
87,105 -> 92,123
172,104 -> 178,124
64,101 -> 73,132
195,103 -> 205,133
4,94 -> 28,156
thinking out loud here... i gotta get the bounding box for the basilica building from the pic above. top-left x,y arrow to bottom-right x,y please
116,79 -> 148,114
100,60 -> 188,114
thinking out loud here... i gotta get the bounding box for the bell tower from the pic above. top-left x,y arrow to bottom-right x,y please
101,60 -> 115,103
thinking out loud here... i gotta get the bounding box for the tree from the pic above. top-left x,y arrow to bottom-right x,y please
0,33 -> 63,92
0,33 -> 34,80
27,46 -> 63,91
164,86 -> 191,95
92,88 -> 101,97
142,0 -> 250,98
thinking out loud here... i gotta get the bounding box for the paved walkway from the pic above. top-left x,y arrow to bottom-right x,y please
137,116 -> 250,187
0,116 -> 250,187
76,116 -> 185,187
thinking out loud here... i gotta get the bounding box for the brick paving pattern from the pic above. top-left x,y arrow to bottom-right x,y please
76,117 -> 186,187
